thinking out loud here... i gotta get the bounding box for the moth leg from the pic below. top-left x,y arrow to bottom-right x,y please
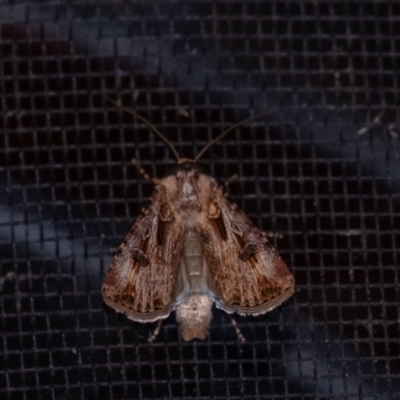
224,174 -> 238,190
230,317 -> 245,342
131,158 -> 160,184
148,320 -> 163,342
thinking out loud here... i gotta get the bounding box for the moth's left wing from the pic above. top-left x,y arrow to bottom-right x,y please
197,185 -> 295,315
102,185 -> 185,322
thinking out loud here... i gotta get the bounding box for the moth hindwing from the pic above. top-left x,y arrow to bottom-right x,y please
102,102 -> 295,341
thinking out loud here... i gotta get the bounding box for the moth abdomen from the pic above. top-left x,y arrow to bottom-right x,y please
176,294 -> 212,341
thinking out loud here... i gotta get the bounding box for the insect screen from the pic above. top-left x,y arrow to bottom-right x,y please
1,1 -> 399,399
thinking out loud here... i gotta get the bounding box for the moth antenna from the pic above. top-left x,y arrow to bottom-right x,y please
105,96 -> 181,162
194,109 -> 273,163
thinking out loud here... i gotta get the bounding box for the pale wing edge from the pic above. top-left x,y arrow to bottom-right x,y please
214,279 -> 295,316
102,292 -> 176,323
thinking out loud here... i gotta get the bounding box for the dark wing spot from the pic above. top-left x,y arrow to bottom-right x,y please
239,242 -> 259,261
157,217 -> 165,245
217,215 -> 227,241
130,247 -> 150,267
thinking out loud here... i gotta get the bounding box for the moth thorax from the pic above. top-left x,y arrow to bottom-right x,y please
179,178 -> 200,210
175,294 -> 212,341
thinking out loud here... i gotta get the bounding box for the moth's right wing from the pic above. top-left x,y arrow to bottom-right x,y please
196,183 -> 294,316
102,185 -> 185,322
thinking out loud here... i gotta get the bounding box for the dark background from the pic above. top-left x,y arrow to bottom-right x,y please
1,1 -> 399,399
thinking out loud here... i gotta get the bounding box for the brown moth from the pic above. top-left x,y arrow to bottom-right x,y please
102,101 -> 295,341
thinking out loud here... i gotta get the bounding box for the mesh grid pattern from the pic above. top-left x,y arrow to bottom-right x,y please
1,1 -> 400,399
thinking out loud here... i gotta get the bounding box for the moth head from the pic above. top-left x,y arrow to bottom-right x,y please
165,161 -> 205,179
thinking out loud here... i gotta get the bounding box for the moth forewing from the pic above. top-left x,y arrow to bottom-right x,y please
102,101 -> 295,341
194,173 -> 294,318
102,182 -> 186,323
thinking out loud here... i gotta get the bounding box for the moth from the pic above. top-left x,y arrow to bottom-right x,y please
102,101 -> 295,341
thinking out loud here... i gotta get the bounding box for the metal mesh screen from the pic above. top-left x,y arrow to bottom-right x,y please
1,1 -> 400,399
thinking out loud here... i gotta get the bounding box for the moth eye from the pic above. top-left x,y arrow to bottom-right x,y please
130,247 -> 150,267
208,200 -> 220,219
230,221 -> 243,237
159,203 -> 173,221
239,242 -> 259,261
